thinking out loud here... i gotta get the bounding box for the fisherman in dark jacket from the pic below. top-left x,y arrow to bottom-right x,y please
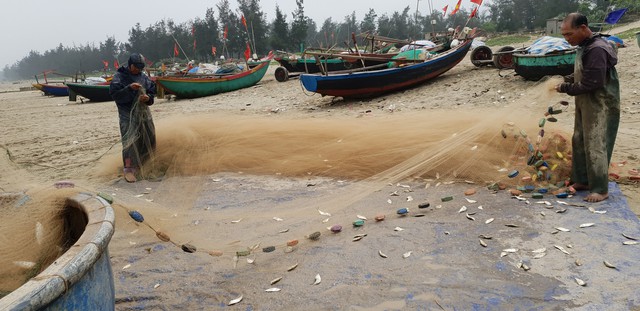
109,53 -> 157,183
556,13 -> 620,202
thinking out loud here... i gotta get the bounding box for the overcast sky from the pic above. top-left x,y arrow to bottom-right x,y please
1,0 -> 484,68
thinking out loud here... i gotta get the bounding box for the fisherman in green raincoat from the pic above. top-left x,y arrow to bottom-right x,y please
556,13 -> 620,202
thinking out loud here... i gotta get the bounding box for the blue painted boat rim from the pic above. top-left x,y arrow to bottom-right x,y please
0,193 -> 116,310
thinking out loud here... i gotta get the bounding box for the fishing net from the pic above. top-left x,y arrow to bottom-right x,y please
121,88 -> 156,180
87,76 -> 575,259
0,188 -> 80,296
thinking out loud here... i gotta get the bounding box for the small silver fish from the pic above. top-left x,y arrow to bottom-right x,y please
378,250 -> 388,258
485,218 -> 494,224
533,253 -> 546,259
603,261 -> 617,269
479,239 -> 487,247
458,206 -> 468,213
313,274 -> 321,285
466,213 -> 475,221
357,215 -> 367,220
503,248 -> 518,253
623,241 -> 639,245
575,278 -> 586,286
403,251 -> 412,258
579,223 -> 595,228
265,288 -> 281,292
287,263 -> 298,272
394,227 -> 404,231
555,227 -> 570,232
271,277 -> 282,285
554,245 -> 570,254
622,233 -> 639,240
228,295 -> 243,305
318,209 -> 331,216
465,198 -> 477,204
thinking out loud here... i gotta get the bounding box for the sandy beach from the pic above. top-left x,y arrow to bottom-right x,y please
1,30 -> 640,309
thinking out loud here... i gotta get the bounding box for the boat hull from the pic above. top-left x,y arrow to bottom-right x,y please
300,40 -> 472,98
40,84 -> 69,96
66,83 -> 112,102
156,59 -> 271,99
513,51 -> 576,81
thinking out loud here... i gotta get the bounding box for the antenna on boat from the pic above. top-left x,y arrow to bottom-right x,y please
171,34 -> 191,63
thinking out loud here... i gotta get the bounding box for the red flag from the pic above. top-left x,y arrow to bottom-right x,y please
223,26 -> 228,39
469,6 -> 478,18
174,43 -> 179,57
470,0 -> 482,5
193,39 -> 197,50
244,42 -> 251,60
241,15 -> 247,30
114,60 -> 119,69
451,0 -> 462,15
442,5 -> 448,16
211,46 -> 217,55
102,60 -> 109,69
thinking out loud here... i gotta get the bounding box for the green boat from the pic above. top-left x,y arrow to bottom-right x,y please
513,49 -> 576,81
155,54 -> 273,99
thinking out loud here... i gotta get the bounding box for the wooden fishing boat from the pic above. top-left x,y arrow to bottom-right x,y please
66,83 -> 112,102
513,49 -> 576,81
155,53 -> 273,99
274,52 -> 397,82
299,33 -> 473,98
33,71 -> 75,96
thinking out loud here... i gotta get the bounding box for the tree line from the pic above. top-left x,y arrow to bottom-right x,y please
3,0 -> 637,80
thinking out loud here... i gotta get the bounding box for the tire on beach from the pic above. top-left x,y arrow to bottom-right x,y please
275,66 -> 289,82
470,46 -> 493,67
493,46 -> 516,69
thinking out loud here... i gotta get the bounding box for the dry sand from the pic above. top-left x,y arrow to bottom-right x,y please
1,30 -> 640,309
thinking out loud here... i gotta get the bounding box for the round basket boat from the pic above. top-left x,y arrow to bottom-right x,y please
0,192 -> 115,310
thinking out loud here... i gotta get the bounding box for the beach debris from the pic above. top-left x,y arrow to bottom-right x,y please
387,199 -> 393,204
271,277 -> 283,285
375,214 -> 386,221
509,189 -> 522,196
97,192 -> 114,204
208,250 -> 223,257
228,295 -> 243,306
477,205 -> 484,210
353,219 -> 365,227
500,252 -> 508,258
464,198 -> 477,204
353,234 -> 367,242
397,208 -> 409,216
122,264 -> 131,270
402,251 -> 412,259
603,261 -> 617,269
154,283 -> 160,289
394,227 -> 404,231
622,233 -> 639,240
330,225 -> 342,233
287,263 -> 298,272
322,218 -> 330,223
575,259 -> 583,266
508,170 -> 519,178
479,239 -> 487,247
357,215 -> 367,220
287,239 -> 298,247
313,274 -> 322,285
181,244 -> 197,253
541,211 -> 546,217
575,278 -> 586,286
390,191 -> 399,196
533,253 -> 546,259
555,227 -> 570,232
307,231 -> 321,241
231,218 -> 243,223
554,245 -> 570,255
128,211 -> 144,223
479,234 -> 493,240
458,206 -> 468,213
378,250 -> 388,258
54,180 -> 75,189
246,257 -> 255,264
485,218 -> 494,224
623,241 -> 639,245
265,288 -> 281,292
236,250 -> 251,257
556,208 -> 567,214
503,248 -> 518,253
505,224 -> 519,228
579,223 -> 595,228
318,209 -> 331,216
279,229 -> 289,233
466,213 -> 476,221
273,217 -> 284,222
406,196 -> 414,202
